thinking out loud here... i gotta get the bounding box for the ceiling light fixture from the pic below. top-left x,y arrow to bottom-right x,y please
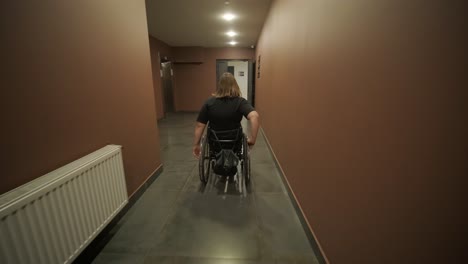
229,41 -> 237,45
222,13 -> 236,21
226,31 -> 237,37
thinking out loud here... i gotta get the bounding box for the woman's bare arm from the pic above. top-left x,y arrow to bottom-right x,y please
192,122 -> 207,158
247,111 -> 260,146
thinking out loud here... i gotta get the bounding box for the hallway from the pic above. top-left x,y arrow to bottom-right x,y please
92,113 -> 319,264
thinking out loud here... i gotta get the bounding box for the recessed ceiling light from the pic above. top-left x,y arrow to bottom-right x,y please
226,31 -> 237,37
229,41 -> 237,45
222,13 -> 236,21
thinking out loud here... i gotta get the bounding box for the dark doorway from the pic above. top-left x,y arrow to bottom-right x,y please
227,66 -> 235,75
216,60 -> 228,84
160,62 -> 174,114
249,61 -> 255,107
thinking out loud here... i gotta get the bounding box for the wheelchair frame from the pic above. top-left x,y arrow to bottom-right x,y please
199,127 -> 251,185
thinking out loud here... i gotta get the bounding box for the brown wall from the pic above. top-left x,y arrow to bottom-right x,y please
1,1 -> 161,196
172,48 -> 255,111
256,0 -> 467,263
149,37 -> 172,120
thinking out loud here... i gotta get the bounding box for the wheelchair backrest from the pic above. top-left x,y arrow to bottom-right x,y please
208,127 -> 243,153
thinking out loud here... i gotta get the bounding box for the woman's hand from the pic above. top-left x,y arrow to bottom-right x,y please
247,138 -> 256,150
193,144 -> 201,159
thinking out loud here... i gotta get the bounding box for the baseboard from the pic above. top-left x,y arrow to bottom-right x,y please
73,164 -> 164,263
174,110 -> 198,113
260,128 -> 329,264
129,164 -> 164,199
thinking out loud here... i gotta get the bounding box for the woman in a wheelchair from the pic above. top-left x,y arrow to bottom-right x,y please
193,72 -> 259,183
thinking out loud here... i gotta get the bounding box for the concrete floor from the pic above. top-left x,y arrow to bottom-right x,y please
92,113 -> 319,264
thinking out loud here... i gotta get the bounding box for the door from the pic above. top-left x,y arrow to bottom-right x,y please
161,62 -> 174,114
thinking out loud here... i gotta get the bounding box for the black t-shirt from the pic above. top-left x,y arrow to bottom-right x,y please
196,96 -> 255,130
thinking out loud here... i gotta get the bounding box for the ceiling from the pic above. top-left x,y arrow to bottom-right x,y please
145,0 -> 272,48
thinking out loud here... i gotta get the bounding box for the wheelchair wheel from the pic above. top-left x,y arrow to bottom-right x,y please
198,136 -> 211,183
242,135 -> 251,185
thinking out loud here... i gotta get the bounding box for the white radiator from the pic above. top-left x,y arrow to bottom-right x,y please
0,145 -> 128,264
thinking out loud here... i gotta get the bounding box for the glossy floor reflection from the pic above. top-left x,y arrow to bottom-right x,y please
92,113 -> 319,264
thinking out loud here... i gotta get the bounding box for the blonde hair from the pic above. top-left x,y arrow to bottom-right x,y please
213,72 -> 242,98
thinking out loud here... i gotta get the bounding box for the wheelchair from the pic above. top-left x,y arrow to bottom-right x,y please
199,126 -> 251,186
